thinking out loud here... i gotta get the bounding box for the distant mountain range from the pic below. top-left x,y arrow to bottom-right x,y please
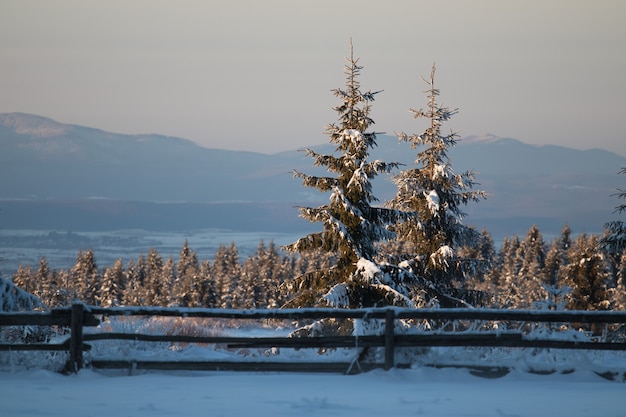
1,112 -> 625,240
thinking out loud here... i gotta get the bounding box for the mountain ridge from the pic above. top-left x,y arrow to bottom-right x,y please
1,112 -> 624,239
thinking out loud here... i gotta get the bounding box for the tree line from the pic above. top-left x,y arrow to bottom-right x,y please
7,45 -> 626,315
9,222 -> 626,312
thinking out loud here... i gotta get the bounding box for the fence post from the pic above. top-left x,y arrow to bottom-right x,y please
66,303 -> 84,373
384,309 -> 395,370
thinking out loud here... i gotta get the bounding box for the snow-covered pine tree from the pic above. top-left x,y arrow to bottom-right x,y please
601,168 -> 626,305
34,257 -> 51,306
12,265 -> 33,295
613,249 -> 626,309
259,241 -> 287,308
515,225 -> 548,307
122,256 -> 146,306
212,243 -> 241,309
238,257 -> 263,309
543,224 -> 572,288
71,249 -> 100,305
602,167 -> 626,247
99,258 -> 125,308
563,234 -> 612,313
238,241 -> 280,308
198,259 -> 217,308
386,64 -> 487,307
0,275 -> 44,311
144,248 -> 165,306
161,256 -> 177,306
282,44 -> 412,310
457,228 -> 495,284
175,240 -> 201,307
49,269 -> 71,307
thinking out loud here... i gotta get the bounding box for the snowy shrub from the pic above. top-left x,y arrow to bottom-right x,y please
0,277 -> 67,370
86,316 -> 228,360
0,325 -> 69,371
0,276 -> 44,312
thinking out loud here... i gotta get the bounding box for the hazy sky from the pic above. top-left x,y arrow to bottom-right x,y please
2,0 -> 625,155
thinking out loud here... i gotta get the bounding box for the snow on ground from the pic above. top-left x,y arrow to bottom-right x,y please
1,366 -> 622,417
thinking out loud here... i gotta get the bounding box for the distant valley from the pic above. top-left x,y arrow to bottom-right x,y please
1,112 -> 625,271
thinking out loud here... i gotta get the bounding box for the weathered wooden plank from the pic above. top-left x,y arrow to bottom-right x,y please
505,339 -> 626,351
83,306 -> 626,324
66,303 -> 84,373
0,343 -> 69,351
89,360 -> 390,374
84,332 -> 386,348
0,341 -> 91,351
395,332 -> 524,347
82,331 -> 626,351
0,313 -> 71,326
384,309 -> 395,370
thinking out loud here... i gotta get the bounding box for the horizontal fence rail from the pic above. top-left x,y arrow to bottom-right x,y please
2,304 -> 626,377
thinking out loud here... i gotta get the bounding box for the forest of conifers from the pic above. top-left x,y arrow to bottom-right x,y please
9,223 -> 626,312
7,51 -> 626,314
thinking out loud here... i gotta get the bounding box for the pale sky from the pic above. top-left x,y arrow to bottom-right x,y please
2,0 -> 625,155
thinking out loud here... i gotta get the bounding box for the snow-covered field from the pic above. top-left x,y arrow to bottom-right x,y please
2,313 -> 625,416
2,366 -> 622,417
0,228 -> 304,273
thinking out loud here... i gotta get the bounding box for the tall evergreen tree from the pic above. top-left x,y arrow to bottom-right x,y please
515,225 -> 547,307
543,224 -> 572,287
282,44 -> 411,309
457,228 -> 495,284
486,235 -> 522,307
175,240 -> 201,307
212,243 -> 241,308
100,258 -> 125,307
34,257 -> 52,306
613,249 -> 626,310
602,167 -> 626,255
122,257 -> 146,306
12,265 -> 33,295
563,234 -> 612,313
71,249 -> 100,304
259,241 -> 287,308
49,269 -> 71,307
160,256 -> 176,306
144,248 -> 165,306
386,64 -> 487,307
198,259 -> 217,308
238,258 -> 263,309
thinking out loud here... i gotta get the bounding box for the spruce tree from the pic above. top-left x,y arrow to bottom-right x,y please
515,225 -> 547,307
457,228 -> 495,284
238,258 -> 262,309
175,240 -> 201,307
386,64 -> 486,307
100,258 -> 124,307
613,249 -> 626,309
543,225 -> 572,287
487,235 -> 522,307
198,259 -> 217,308
260,241 -> 286,308
34,257 -> 51,305
564,234 -> 612,313
282,44 -> 411,310
144,248 -> 165,306
602,167 -> 626,255
212,243 -> 241,308
161,256 -> 177,306
12,265 -> 33,295
122,257 -> 146,306
71,249 -> 100,304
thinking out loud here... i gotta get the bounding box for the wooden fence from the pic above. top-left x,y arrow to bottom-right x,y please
1,304 -> 626,378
